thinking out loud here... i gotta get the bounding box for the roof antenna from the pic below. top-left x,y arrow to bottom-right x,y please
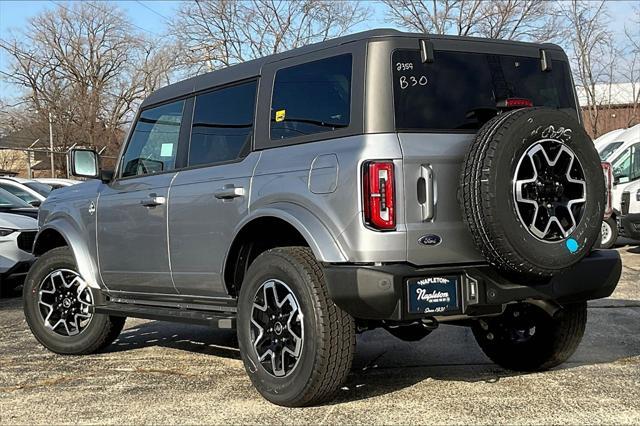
420,39 -> 434,63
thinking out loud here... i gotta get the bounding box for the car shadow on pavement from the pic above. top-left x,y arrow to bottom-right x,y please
103,299 -> 640,405
108,320 -> 241,360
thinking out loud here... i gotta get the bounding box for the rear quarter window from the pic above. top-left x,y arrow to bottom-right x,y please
270,54 -> 352,140
392,49 -> 576,131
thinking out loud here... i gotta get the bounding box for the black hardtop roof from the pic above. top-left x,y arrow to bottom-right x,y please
142,28 -> 562,108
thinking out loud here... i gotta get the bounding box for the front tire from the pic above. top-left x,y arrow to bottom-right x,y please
472,302 -> 587,371
237,247 -> 355,407
598,217 -> 618,249
23,247 -> 125,355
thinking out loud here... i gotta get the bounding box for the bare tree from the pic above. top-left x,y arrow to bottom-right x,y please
620,6 -> 640,127
382,0 -> 563,42
0,1 -> 176,169
170,0 -> 369,74
559,0 -> 615,137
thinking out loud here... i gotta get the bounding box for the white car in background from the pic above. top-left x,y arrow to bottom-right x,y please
620,179 -> 640,242
598,124 -> 640,248
0,177 -> 52,207
0,212 -> 37,298
35,178 -> 81,190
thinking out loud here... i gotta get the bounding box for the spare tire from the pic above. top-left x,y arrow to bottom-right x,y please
459,108 -> 604,278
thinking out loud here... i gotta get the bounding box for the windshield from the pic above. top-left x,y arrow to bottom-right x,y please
392,50 -> 576,131
0,188 -> 33,208
599,141 -> 624,160
24,181 -> 52,196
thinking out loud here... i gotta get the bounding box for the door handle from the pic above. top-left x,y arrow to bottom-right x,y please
418,164 -> 435,221
214,185 -> 245,200
140,193 -> 166,207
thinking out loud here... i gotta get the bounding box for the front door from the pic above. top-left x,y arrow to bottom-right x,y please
168,80 -> 258,297
98,99 -> 186,294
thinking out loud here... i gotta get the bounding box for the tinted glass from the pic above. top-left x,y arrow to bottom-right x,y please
0,188 -> 31,207
189,81 -> 257,166
612,143 -> 640,180
599,141 -> 624,160
271,54 -> 351,140
121,100 -> 184,178
393,50 -> 576,131
0,182 -> 39,204
24,181 -> 52,196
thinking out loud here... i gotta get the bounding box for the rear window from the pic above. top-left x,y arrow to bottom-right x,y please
392,50 -> 576,131
271,54 -> 351,140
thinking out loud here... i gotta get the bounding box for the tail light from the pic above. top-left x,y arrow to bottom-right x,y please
602,162 -> 613,219
362,161 -> 395,230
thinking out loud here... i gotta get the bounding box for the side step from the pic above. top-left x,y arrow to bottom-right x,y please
94,302 -> 236,329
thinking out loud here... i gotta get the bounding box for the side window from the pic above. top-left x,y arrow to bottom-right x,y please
612,144 -> 640,182
189,81 -> 257,167
121,100 -> 185,178
631,144 -> 640,181
0,183 -> 38,204
271,54 -> 352,140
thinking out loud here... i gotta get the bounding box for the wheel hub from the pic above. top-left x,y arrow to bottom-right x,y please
513,140 -> 586,242
250,279 -> 303,377
37,269 -> 93,336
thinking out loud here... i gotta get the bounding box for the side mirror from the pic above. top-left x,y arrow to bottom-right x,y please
69,149 -> 100,179
29,200 -> 41,208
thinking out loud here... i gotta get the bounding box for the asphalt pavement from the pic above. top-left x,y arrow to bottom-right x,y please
1,243 -> 639,424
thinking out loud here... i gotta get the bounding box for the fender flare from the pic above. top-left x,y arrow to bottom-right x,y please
231,202 -> 348,263
34,218 -> 102,290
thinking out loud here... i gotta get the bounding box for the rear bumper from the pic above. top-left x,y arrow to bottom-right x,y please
620,213 -> 640,240
323,249 -> 621,321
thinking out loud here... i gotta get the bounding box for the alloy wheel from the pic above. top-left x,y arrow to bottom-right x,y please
37,269 -> 93,336
513,140 -> 587,242
250,279 -> 304,377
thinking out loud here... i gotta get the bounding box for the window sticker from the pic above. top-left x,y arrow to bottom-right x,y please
160,143 -> 174,157
275,109 -> 286,122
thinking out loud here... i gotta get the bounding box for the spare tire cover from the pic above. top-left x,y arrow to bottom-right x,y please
459,108 -> 604,278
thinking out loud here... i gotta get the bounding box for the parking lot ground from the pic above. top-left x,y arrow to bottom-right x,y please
1,244 -> 639,425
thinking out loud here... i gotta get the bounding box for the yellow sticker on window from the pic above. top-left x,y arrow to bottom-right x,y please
275,109 -> 286,122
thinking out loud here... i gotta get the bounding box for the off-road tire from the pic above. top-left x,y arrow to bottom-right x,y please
598,217 -> 618,249
23,247 -> 125,355
472,302 -> 587,371
237,247 -> 355,407
460,108 -> 604,278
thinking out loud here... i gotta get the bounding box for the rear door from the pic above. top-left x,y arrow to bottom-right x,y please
391,45 -> 578,266
168,80 -> 258,297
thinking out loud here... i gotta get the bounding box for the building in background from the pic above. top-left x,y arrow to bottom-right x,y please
577,83 -> 640,138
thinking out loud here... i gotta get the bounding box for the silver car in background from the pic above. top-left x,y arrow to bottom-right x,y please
0,212 -> 37,297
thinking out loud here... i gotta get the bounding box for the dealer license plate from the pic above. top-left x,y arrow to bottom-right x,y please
407,275 -> 460,315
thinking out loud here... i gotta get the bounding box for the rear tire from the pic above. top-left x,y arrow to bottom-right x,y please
472,302 -> 587,371
237,247 -> 355,407
598,217 -> 618,249
23,247 -> 125,355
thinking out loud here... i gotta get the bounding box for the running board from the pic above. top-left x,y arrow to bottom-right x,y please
94,302 -> 236,329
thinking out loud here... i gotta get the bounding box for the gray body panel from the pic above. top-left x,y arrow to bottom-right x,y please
398,133 -> 485,265
97,173 -> 176,294
168,154 -> 259,297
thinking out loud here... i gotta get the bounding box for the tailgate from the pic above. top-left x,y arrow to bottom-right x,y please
398,133 -> 484,266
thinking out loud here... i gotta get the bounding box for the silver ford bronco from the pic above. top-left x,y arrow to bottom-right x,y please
23,29 -> 621,407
